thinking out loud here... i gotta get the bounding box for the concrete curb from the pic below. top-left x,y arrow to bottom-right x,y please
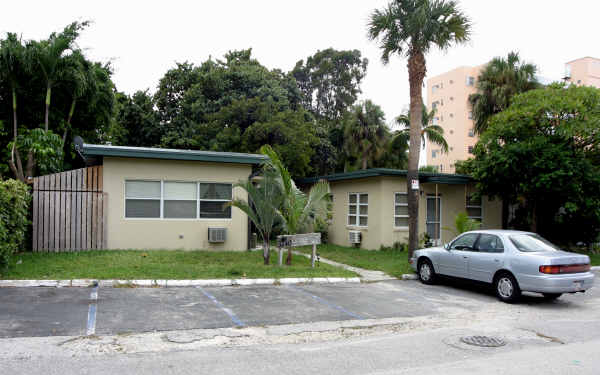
592,266 -> 600,271
0,277 -> 361,288
401,274 -> 418,280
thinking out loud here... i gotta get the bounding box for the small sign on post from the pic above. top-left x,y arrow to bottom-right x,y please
411,179 -> 419,190
276,233 -> 321,267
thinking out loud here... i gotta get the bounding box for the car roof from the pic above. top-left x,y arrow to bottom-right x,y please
466,229 -> 533,236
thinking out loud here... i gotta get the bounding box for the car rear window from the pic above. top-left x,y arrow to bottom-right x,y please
509,234 -> 561,252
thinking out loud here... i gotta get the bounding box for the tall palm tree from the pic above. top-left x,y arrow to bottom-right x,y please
368,0 -> 471,258
0,33 -> 26,181
29,21 -> 88,131
261,145 -> 331,265
395,104 -> 448,153
469,51 -> 539,134
343,100 -> 388,170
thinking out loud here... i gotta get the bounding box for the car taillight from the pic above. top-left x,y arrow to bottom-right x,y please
539,264 -> 591,274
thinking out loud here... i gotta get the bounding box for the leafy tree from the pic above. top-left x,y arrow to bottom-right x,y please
112,90 -> 161,147
468,84 -> 600,245
343,100 -> 388,170
469,51 -> 540,135
292,48 -> 368,122
419,165 -> 439,173
368,0 -> 471,257
443,212 -> 481,236
395,104 -> 448,153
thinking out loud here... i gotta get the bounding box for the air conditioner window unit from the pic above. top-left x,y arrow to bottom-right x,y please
208,227 -> 227,243
349,230 -> 362,244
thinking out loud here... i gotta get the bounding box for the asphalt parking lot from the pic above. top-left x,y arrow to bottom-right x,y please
1,275 -> 598,339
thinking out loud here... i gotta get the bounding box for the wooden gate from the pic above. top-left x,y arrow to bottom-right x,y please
32,166 -> 107,252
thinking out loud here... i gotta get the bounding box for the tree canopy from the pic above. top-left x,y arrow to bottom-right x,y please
464,84 -> 600,245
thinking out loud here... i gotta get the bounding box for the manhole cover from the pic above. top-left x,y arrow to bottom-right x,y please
460,335 -> 506,347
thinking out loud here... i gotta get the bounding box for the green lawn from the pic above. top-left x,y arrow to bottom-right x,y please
1,250 -> 356,280
590,253 -> 599,267
299,244 -> 413,279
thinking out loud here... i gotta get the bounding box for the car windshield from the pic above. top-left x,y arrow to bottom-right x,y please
509,234 -> 561,252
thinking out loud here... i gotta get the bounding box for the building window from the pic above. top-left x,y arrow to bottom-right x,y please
432,84 -> 440,93
164,181 -> 197,218
439,164 -> 444,172
394,192 -> 409,228
468,111 -> 473,119
433,117 -> 440,125
348,193 -> 368,227
432,149 -> 438,158
125,181 -> 161,218
466,192 -> 482,222
449,80 -> 454,84
450,113 -> 454,118
432,101 -> 439,109
450,96 -> 454,101
450,130 -> 454,134
468,146 -> 474,154
125,181 -> 232,219
468,128 -> 475,137
466,76 -> 475,86
450,146 -> 454,151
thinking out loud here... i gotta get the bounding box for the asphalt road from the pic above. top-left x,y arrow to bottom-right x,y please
1,273 -> 599,374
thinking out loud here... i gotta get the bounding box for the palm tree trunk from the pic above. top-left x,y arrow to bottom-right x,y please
285,248 -> 292,266
362,155 -> 368,170
44,83 -> 51,131
9,88 -> 25,182
406,52 -> 427,259
63,99 -> 76,145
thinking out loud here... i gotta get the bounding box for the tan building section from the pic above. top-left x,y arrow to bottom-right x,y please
323,170 -> 502,250
80,144 -> 267,251
564,57 -> 600,88
102,157 -> 251,250
425,65 -> 483,173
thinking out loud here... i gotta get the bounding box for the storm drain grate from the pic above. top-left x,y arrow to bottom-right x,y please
460,335 -> 506,347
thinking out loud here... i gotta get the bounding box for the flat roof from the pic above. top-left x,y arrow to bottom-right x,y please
81,144 -> 268,165
299,168 -> 472,185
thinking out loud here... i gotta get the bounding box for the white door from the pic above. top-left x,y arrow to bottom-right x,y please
426,196 -> 441,245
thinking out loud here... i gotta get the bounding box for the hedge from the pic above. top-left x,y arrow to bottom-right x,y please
0,179 -> 30,267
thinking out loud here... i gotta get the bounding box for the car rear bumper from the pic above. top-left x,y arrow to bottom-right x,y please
520,272 -> 595,293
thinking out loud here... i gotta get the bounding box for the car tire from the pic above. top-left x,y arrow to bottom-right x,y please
542,293 -> 562,300
418,259 -> 436,285
494,272 -> 521,303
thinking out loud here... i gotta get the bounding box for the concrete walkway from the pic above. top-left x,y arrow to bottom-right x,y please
292,251 -> 395,282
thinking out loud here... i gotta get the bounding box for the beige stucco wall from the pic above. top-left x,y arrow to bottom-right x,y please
328,177 -> 502,249
566,57 -> 600,88
102,157 -> 251,250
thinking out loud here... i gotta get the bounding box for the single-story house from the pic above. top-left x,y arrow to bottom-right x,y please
79,143 -> 267,250
299,169 -> 502,249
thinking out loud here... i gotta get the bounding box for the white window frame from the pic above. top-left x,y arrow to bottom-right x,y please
348,192 -> 368,227
426,195 -> 442,243
394,192 -> 409,229
124,180 -> 233,221
466,193 -> 483,222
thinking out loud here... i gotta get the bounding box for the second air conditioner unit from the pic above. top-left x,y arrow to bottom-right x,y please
349,230 -> 362,244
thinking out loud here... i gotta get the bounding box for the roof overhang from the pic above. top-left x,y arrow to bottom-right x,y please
299,168 -> 472,185
81,144 -> 268,165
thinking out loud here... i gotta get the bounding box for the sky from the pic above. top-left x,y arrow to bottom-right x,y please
2,0 -> 599,129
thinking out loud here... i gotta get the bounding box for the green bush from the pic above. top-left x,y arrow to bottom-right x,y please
0,179 -> 31,267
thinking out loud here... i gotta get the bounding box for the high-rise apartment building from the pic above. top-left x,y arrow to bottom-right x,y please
563,57 -> 600,88
425,65 -> 483,173
425,57 -> 600,173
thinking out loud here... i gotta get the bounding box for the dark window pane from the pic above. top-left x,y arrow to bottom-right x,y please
359,216 -> 368,226
349,205 -> 357,215
200,201 -> 231,218
126,200 -> 160,218
200,184 -> 232,200
348,216 -> 357,225
349,194 -> 357,204
395,193 -> 408,204
395,217 -> 409,227
164,200 -> 197,218
395,206 -> 408,216
467,207 -> 482,218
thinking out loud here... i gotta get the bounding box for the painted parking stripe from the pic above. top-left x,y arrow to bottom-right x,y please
197,287 -> 245,327
86,286 -> 98,335
288,285 -> 365,320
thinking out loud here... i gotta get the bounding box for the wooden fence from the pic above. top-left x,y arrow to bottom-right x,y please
32,166 -> 107,252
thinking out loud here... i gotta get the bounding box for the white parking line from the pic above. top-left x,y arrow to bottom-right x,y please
86,285 -> 98,336
197,287 -> 245,327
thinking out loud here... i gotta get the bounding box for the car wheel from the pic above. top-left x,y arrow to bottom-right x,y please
542,293 -> 562,300
418,259 -> 436,285
494,273 -> 521,303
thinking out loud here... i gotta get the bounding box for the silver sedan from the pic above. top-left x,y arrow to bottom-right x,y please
409,230 -> 595,302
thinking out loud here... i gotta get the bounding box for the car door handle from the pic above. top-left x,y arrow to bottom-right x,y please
463,256 -> 468,259
494,259 -> 500,262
